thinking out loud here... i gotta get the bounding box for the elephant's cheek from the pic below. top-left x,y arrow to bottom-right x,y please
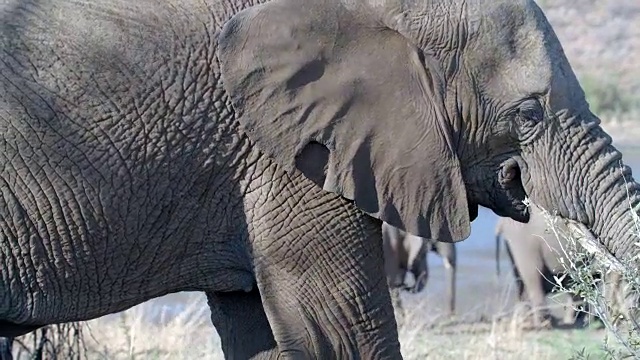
491,157 -> 530,222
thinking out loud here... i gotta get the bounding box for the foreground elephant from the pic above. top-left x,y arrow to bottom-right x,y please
495,205 -> 597,327
383,222 -> 456,318
2,0 -> 640,358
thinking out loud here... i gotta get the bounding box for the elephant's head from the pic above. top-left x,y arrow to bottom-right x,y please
219,0 -> 640,265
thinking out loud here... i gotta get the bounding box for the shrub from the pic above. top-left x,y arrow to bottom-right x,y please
9,322 -> 86,359
536,191 -> 640,359
579,75 -> 638,116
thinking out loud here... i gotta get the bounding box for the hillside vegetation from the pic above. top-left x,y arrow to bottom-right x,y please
542,0 -> 639,112
539,0 -> 640,146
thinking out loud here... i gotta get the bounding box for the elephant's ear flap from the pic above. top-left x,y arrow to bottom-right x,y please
218,0 -> 471,242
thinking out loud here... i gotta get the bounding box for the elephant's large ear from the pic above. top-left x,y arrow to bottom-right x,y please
217,0 -> 471,241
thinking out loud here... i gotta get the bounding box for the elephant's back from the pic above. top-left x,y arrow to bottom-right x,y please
0,0 -> 264,257
0,0 -> 253,181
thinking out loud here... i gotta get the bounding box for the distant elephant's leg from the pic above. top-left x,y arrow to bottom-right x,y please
250,180 -> 401,359
439,243 -> 457,316
585,273 -> 607,327
207,289 -> 278,360
0,337 -> 13,360
519,264 -> 550,327
562,293 -> 579,325
515,274 -> 527,303
570,292 -> 598,327
585,302 -> 603,328
502,242 -> 526,303
390,287 -> 405,326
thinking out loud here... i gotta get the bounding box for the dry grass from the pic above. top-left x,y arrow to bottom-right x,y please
396,295 -> 610,360
8,288 -> 615,360
9,323 -> 86,360
8,294 -> 224,359
78,293 -> 224,359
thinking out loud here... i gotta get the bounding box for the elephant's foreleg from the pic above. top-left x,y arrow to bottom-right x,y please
569,292 -> 599,328
519,266 -> 550,328
561,293 -> 578,325
207,289 -> 278,360
250,188 -> 401,359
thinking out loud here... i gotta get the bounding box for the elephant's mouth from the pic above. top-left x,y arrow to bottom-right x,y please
487,157 -> 531,223
0,321 -> 41,337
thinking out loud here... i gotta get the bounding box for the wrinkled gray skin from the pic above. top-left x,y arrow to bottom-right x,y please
2,0 -> 640,358
495,205 -> 597,327
382,222 -> 456,317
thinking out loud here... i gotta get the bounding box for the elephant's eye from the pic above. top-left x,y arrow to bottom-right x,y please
516,99 -> 544,124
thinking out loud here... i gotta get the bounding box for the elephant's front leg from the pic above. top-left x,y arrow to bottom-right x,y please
207,288 -> 278,360
249,179 -> 402,359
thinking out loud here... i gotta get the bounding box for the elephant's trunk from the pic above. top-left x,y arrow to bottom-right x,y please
526,113 -> 640,265
567,147 -> 640,324
578,128 -> 640,264
594,187 -> 640,265
529,115 -> 640,322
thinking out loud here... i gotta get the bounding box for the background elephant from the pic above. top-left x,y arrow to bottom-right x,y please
0,338 -> 12,360
382,222 -> 457,320
495,204 -> 599,327
2,0 -> 640,358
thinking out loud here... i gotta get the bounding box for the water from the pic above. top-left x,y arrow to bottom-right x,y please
137,145 -> 640,323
